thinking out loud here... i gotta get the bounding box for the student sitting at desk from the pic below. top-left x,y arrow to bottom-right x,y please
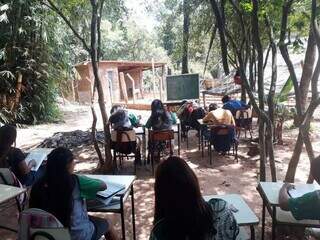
109,105 -> 141,130
151,156 -> 239,240
279,157 -> 320,221
0,125 -> 44,186
145,99 -> 175,130
203,103 -> 235,126
30,147 -> 118,240
177,100 -> 205,136
202,104 -> 236,141
222,95 -> 249,116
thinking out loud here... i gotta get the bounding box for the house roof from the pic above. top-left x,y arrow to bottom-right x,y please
75,60 -> 166,72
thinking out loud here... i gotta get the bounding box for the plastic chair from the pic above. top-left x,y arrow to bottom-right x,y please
148,130 -> 174,174
0,168 -> 27,232
30,228 -> 71,240
209,125 -> 238,165
111,129 -> 140,174
18,208 -> 69,240
235,109 -> 253,139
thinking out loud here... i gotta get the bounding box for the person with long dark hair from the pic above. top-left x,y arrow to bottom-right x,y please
151,156 -> 239,240
0,125 -> 43,186
30,147 -> 118,240
145,99 -> 174,130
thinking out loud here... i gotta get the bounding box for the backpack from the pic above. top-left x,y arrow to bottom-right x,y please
149,199 -> 239,240
208,198 -> 239,240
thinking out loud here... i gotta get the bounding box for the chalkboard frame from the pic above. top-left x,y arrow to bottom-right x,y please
166,73 -> 200,101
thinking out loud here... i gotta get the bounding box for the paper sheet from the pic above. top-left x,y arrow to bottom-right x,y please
25,148 -> 53,171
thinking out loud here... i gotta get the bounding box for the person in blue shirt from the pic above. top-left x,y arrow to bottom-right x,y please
221,95 -> 249,116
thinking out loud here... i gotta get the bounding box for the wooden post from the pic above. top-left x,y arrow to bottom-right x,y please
126,73 -> 136,104
163,65 -> 168,101
152,58 -> 156,98
119,72 -> 128,104
160,65 -> 165,101
139,68 -> 144,99
203,92 -> 206,109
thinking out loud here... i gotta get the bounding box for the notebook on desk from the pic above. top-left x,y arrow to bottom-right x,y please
25,148 -> 53,171
96,182 -> 125,199
288,184 -> 319,198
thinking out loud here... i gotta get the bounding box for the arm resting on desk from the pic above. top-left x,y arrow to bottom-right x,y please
287,190 -> 320,220
279,183 -> 293,211
77,175 -> 106,200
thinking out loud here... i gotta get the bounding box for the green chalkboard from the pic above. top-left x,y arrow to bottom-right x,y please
166,74 -> 200,101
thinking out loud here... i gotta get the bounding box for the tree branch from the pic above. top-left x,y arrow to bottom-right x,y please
43,0 -> 90,52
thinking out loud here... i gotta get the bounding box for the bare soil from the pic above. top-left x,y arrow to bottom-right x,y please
1,103 -> 319,240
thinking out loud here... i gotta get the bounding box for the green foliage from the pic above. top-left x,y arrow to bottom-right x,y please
100,20 -> 168,62
0,1 -> 62,124
276,76 -> 294,103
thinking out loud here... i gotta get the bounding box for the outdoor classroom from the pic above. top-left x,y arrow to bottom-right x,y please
1,1 -> 320,240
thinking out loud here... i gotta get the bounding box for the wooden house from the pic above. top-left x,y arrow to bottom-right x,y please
74,60 -> 166,106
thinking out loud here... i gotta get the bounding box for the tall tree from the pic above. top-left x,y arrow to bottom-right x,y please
182,0 -> 190,73
42,0 -> 113,172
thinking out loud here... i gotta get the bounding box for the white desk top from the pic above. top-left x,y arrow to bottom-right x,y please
85,175 -> 136,212
0,184 -> 26,204
203,194 -> 259,226
85,175 -> 135,195
258,181 -> 320,206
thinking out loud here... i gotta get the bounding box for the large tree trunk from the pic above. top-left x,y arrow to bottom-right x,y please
252,0 -> 275,181
284,25 -> 316,182
182,0 -> 190,74
209,0 -> 229,75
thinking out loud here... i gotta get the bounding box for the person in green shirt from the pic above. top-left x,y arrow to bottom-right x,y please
30,147 -> 118,240
279,156 -> 320,220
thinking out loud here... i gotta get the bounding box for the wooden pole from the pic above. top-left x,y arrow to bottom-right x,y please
152,58 -> 156,98
119,72 -> 128,104
160,65 -> 165,101
139,68 -> 144,99
126,73 -> 136,104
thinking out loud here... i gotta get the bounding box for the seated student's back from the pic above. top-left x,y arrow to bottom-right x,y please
151,156 -> 239,240
145,99 -> 173,130
221,95 -> 248,116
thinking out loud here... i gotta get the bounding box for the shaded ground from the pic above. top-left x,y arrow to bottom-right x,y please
1,103 -> 320,240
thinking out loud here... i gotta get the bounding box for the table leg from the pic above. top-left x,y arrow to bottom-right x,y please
271,206 -> 276,240
198,128 -> 201,151
120,197 -> 126,240
201,128 -> 204,158
131,185 -> 136,240
142,129 -> 146,166
178,124 -> 181,156
250,225 -> 255,240
261,200 -> 265,240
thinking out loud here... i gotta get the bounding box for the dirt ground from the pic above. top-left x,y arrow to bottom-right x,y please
1,103 -> 320,240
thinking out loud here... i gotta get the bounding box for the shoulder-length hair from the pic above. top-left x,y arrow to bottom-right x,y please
154,156 -> 215,239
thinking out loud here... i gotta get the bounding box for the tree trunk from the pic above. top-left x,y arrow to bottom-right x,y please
209,0 -> 229,75
182,0 -> 190,74
90,0 -> 113,172
284,20 -> 317,182
299,29 -> 316,113
252,0 -> 273,181
285,132 -> 303,182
